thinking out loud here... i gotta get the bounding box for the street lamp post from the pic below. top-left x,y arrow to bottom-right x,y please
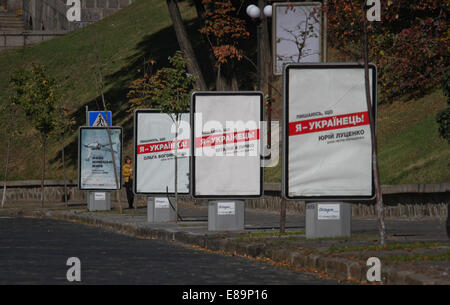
246,3 -> 273,154
247,3 -> 286,233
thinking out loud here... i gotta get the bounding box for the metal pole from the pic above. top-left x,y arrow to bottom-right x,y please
256,19 -> 262,91
363,11 -> 385,245
85,105 -> 88,126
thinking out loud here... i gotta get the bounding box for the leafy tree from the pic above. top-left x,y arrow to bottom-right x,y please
436,68 -> 450,143
9,64 -> 59,208
167,0 -> 207,90
0,91 -> 22,208
128,51 -> 197,220
52,100 -> 76,206
199,0 -> 250,90
326,0 -> 448,103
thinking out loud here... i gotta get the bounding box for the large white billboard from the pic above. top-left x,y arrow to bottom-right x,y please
283,63 -> 377,200
191,92 -> 263,198
78,127 -> 122,190
273,2 -> 323,75
134,110 -> 190,195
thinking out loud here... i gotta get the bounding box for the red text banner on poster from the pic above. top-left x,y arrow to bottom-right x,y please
137,139 -> 189,155
288,111 -> 369,136
195,129 -> 260,148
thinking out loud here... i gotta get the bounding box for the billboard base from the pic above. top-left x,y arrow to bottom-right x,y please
208,200 -> 245,231
87,191 -> 111,211
306,202 -> 351,239
147,196 -> 176,223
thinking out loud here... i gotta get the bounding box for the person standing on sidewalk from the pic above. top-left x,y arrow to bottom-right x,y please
123,156 -> 134,209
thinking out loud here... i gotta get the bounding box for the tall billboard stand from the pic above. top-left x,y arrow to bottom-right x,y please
85,111 -> 111,212
191,92 -> 264,232
283,64 -> 378,240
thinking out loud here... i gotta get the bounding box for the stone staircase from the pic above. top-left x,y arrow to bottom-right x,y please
0,14 -> 25,31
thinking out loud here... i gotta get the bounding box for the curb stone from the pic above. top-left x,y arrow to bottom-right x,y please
1,208 -> 448,285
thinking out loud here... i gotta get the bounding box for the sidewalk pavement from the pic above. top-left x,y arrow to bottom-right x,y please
1,202 -> 449,285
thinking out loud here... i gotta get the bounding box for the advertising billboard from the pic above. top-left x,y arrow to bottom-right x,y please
191,92 -> 263,198
78,127 -> 122,190
134,110 -> 190,195
283,63 -> 377,200
273,2 -> 323,75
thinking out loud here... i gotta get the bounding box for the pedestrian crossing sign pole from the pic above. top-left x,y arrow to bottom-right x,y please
88,111 -> 112,127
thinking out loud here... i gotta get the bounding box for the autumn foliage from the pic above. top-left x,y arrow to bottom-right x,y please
327,0 -> 448,103
199,0 -> 249,64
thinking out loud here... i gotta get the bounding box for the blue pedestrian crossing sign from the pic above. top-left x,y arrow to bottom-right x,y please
89,111 -> 112,127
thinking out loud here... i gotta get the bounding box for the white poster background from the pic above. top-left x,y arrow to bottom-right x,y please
287,67 -> 374,198
135,112 -> 189,194
193,94 -> 262,197
79,128 -> 122,190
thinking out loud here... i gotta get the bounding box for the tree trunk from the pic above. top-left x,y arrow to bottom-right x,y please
174,115 -> 179,223
92,35 -> 123,214
166,0 -> 207,90
61,135 -> 68,207
41,134 -> 46,208
215,64 -> 227,91
258,0 -> 271,93
363,15 -> 385,245
192,0 -> 206,21
1,131 -> 11,208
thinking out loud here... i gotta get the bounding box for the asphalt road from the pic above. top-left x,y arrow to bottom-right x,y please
0,217 -> 340,285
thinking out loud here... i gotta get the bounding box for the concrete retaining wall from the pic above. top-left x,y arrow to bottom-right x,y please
0,29 -> 66,49
23,0 -> 135,31
1,180 -> 448,218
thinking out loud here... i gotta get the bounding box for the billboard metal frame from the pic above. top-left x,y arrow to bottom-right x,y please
282,63 -> 377,201
190,91 -> 264,199
78,126 -> 123,191
133,109 -> 191,196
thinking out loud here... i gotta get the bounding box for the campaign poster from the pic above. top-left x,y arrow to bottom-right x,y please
134,110 -> 190,195
283,63 -> 376,200
273,2 -> 322,75
191,92 -> 263,198
78,127 -> 122,190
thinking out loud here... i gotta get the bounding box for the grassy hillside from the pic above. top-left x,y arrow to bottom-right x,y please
0,0 -> 200,180
0,0 -> 448,185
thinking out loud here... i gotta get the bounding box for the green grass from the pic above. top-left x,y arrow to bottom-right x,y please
378,90 -> 450,184
0,0 -> 200,180
328,241 -> 446,253
384,251 -> 450,262
238,231 -> 305,239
